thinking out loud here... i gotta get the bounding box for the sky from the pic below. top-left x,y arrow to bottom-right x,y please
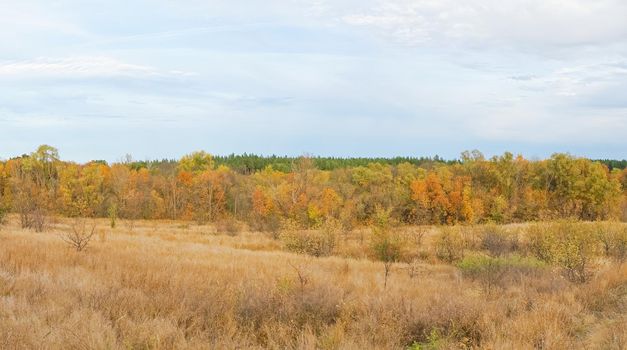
1,0 -> 626,162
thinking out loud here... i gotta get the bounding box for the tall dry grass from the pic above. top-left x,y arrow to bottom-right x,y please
0,216 -> 625,349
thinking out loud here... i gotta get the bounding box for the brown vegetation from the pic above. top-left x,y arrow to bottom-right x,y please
0,215 -> 625,349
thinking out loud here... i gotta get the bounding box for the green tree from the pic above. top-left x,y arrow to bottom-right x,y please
178,151 -> 214,173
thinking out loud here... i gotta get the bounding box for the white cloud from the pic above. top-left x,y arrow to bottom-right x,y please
513,60 -> 627,100
0,0 -> 625,159
339,0 -> 627,50
0,57 -> 188,79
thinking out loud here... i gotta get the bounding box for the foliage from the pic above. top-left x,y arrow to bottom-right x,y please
370,226 -> 404,265
528,222 -> 599,282
435,226 -> 465,263
108,203 -> 117,228
281,220 -> 339,257
178,151 -> 214,173
213,154 -> 453,174
596,223 -> 627,262
281,229 -> 337,257
0,147 -> 624,230
369,207 -> 405,288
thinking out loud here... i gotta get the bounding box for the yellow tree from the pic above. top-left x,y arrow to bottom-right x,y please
410,172 -> 450,224
8,145 -> 60,231
191,166 -> 231,224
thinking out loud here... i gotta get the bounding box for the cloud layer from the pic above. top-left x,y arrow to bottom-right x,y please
0,0 -> 626,161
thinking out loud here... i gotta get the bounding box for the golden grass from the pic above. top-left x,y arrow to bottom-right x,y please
0,216 -> 625,349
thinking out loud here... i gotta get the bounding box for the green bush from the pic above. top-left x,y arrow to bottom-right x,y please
527,222 -> 598,283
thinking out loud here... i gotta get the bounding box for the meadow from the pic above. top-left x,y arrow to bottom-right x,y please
0,215 -> 625,349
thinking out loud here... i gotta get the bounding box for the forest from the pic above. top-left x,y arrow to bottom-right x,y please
1,145 -> 626,232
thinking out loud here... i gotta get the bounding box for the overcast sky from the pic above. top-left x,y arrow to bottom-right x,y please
1,0 -> 626,162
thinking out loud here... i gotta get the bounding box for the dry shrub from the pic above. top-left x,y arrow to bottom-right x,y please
1,219 -> 626,349
281,229 -> 337,257
98,228 -> 107,242
480,224 -> 519,257
21,207 -> 48,232
488,297 -> 585,349
369,225 -> 405,288
0,205 -> 7,226
405,226 -> 428,247
281,219 -> 340,257
403,294 -> 483,348
577,264 -> 627,314
596,223 -> 627,262
249,214 -> 282,237
215,217 -> 244,236
61,219 -> 96,252
400,226 -> 433,264
236,277 -> 343,347
586,319 -> 627,350
457,254 -> 546,294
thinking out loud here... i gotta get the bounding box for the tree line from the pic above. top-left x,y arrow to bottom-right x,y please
0,145 -> 625,232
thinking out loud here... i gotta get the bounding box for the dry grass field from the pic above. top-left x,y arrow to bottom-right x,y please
0,216 -> 625,349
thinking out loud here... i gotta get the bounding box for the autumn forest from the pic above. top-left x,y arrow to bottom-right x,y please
1,145 -> 625,231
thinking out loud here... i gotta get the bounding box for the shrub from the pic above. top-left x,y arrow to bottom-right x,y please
480,224 -> 519,256
527,222 -> 598,283
0,205 -> 7,225
249,213 -> 282,238
370,225 -> 404,288
31,208 -> 48,232
554,223 -> 598,283
401,226 -> 428,249
457,254 -> 546,293
577,264 -> 627,314
215,217 -> 244,236
435,226 -> 465,263
404,293 -> 482,349
61,219 -> 96,252
460,225 -> 482,251
527,223 -> 556,262
281,227 -> 337,257
596,223 -> 627,262
409,329 -> 444,350
108,203 -> 117,229
367,207 -> 405,288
